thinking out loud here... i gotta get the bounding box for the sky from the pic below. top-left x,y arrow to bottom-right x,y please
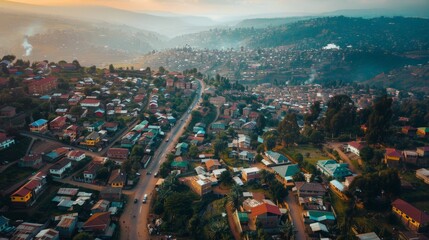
7,0 -> 429,18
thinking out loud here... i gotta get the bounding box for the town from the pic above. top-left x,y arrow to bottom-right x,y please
0,54 -> 429,240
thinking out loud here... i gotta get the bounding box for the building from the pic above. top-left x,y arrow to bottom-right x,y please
100,187 -> 122,201
265,151 -> 289,164
91,199 -> 110,214
19,153 -> 43,169
49,116 -> 67,130
34,228 -> 59,240
329,180 -> 347,200
55,215 -> 77,239
171,161 -> 188,172
67,150 -> 86,161
25,76 -> 57,95
63,125 -> 79,142
317,160 -> 352,179
416,146 -> 429,158
82,131 -> 100,146
29,119 -> 48,133
242,167 -> 260,182
82,212 -> 111,234
80,98 -> 101,108
417,127 -> 429,138
0,106 -> 16,117
108,169 -> 127,188
384,148 -> 402,168
239,151 -> 255,162
83,162 -> 102,183
0,215 -> 9,232
271,164 -> 300,180
107,148 -> 129,164
392,198 -> 429,232
49,159 -> 72,179
250,202 -> 282,230
205,159 -> 221,172
416,168 -> 429,184
0,132 -> 15,150
294,182 -> 327,197
347,141 -> 365,156
183,176 -> 212,196
10,172 -> 47,208
11,222 -> 44,240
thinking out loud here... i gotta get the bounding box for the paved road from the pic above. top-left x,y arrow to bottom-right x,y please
285,193 -> 307,240
120,80 -> 205,240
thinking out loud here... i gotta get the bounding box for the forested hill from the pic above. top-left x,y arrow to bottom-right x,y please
170,16 -> 429,52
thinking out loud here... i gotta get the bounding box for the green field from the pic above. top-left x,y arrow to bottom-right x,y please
279,145 -> 330,166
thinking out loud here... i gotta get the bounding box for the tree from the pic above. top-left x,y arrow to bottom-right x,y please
325,95 -> 357,136
109,64 -> 115,73
304,101 -> 321,124
219,170 -> 233,185
260,169 -> 275,184
164,192 -> 195,220
227,184 -> 243,211
280,219 -> 294,240
265,136 -> 276,150
188,145 -> 199,158
269,180 -> 288,203
255,154 -> 263,162
293,153 -> 304,164
256,114 -> 266,134
309,130 -> 324,145
278,113 -> 300,147
366,95 -> 392,143
96,167 -> 109,180
73,232 -> 94,240
360,146 -> 374,163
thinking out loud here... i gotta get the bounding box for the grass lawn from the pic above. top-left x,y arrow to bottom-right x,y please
278,145 -> 329,166
0,163 -> 35,190
0,137 -> 32,163
329,190 -> 349,217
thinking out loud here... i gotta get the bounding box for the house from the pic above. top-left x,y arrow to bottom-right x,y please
83,161 -> 102,183
11,222 -> 44,240
0,215 -> 9,232
49,159 -> 72,179
384,148 -> 402,168
63,125 -> 79,141
306,210 -> 336,223
416,146 -> 429,158
25,76 -> 57,95
171,161 -> 188,172
392,198 -> 429,232
249,202 -> 282,230
0,132 -> 15,150
265,151 -> 289,164
416,168 -> 429,184
67,150 -> 86,161
402,126 -> 417,136
80,98 -> 101,108
100,187 -> 122,201
49,116 -> 67,130
205,159 -> 221,172
82,131 -> 100,146
108,169 -> 127,188
317,160 -> 352,179
239,151 -> 255,162
347,141 -> 365,156
209,96 -> 226,107
43,148 -> 69,162
417,127 -> 429,138
211,121 -> 226,131
10,172 -> 47,208
242,167 -> 260,182
104,122 -> 119,132
356,232 -> 381,240
121,132 -> 141,148
330,180 -> 347,200
182,176 -> 212,196
0,106 -> 16,117
87,121 -> 105,132
107,148 -> 129,164
55,215 -> 77,239
403,150 -> 419,166
272,164 -> 300,180
231,134 -> 251,149
294,182 -> 327,197
34,228 -> 59,240
29,119 -> 48,133
19,153 -> 43,169
83,212 -> 111,234
91,199 -> 110,214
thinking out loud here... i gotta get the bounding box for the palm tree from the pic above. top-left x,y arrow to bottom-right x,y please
280,219 -> 294,240
227,184 -> 243,211
208,219 -> 229,240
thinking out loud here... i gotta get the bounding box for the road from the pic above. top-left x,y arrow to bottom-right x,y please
120,80 -> 205,240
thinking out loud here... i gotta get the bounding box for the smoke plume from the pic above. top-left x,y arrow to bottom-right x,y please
22,37 -> 33,57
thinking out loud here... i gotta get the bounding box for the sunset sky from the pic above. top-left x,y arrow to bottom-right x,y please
7,0 -> 429,18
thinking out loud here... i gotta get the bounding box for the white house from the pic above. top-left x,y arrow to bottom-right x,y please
67,150 -> 86,161
347,141 -> 365,156
49,159 -> 72,179
239,151 -> 255,162
0,133 -> 15,150
242,167 -> 260,182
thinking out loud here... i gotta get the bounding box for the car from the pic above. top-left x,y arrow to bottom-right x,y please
165,138 -> 169,142
136,172 -> 141,176
147,171 -> 151,175
134,199 -> 138,203
142,194 -> 148,203
154,172 -> 158,177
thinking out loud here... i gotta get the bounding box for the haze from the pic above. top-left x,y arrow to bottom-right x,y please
7,0 -> 429,18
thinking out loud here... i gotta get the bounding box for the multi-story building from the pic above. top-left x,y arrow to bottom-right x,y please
242,167 -> 260,182
24,76 -> 58,95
